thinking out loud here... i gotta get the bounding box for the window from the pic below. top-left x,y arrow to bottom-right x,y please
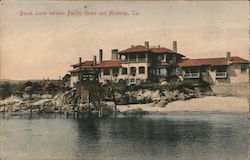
160,68 -> 167,75
190,68 -> 199,73
112,68 -> 119,74
103,68 -> 110,75
130,67 -> 136,75
130,54 -> 137,62
138,54 -> 145,59
157,55 -> 165,61
138,54 -> 146,62
241,64 -> 247,73
122,68 -> 128,75
139,66 -> 145,74
121,55 -> 127,61
216,67 -> 227,72
130,78 -> 135,83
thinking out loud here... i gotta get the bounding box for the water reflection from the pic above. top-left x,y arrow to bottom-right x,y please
71,113 -> 248,160
0,113 -> 248,160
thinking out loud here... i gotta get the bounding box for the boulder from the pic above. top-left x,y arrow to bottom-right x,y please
0,107 -> 5,112
157,100 -> 167,108
12,106 -> 20,112
178,92 -> 186,101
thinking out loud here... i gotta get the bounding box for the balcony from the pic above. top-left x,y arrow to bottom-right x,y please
121,59 -> 128,63
138,57 -> 146,62
183,73 -> 200,79
216,72 -> 227,78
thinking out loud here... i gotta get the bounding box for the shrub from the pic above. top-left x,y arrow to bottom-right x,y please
0,82 -> 12,99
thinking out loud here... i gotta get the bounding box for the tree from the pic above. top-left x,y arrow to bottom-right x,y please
0,82 -> 12,100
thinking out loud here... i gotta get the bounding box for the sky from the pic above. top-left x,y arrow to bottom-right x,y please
0,1 -> 249,80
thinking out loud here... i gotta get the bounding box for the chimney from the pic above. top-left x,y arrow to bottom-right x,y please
112,49 -> 119,60
173,41 -> 177,52
79,57 -> 82,64
93,55 -> 97,66
144,41 -> 149,49
99,49 -> 103,63
131,45 -> 134,48
226,51 -> 231,61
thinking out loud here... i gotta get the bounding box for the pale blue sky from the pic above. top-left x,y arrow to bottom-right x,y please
0,1 -> 248,80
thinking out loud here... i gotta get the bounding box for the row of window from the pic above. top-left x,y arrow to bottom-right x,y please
103,67 -> 145,75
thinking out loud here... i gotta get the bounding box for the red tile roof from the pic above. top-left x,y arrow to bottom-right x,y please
119,45 -> 150,54
178,58 -> 229,67
79,61 -> 95,69
230,56 -> 249,64
95,60 -> 121,68
178,56 -> 249,67
150,47 -> 174,53
69,61 -> 95,72
71,61 -> 94,68
119,45 -> 185,57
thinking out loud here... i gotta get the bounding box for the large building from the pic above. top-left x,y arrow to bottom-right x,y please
178,53 -> 249,84
69,41 -> 249,87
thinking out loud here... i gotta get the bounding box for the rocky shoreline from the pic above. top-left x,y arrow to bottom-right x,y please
0,86 -> 214,114
0,95 -> 116,114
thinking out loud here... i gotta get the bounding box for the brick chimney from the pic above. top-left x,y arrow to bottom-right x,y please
99,49 -> 103,63
173,41 -> 177,52
144,41 -> 149,49
112,49 -> 119,60
93,55 -> 97,66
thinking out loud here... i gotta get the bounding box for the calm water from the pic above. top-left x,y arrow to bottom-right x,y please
0,112 -> 248,160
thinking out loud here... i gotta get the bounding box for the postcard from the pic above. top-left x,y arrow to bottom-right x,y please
0,1 -> 249,160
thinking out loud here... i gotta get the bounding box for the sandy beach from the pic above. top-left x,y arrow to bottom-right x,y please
117,96 -> 249,113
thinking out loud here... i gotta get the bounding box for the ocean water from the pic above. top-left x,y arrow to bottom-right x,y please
0,112 -> 248,160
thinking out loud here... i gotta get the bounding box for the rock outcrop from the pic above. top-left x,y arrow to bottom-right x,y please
0,85 -> 213,114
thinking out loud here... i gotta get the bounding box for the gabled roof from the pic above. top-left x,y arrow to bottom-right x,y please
95,60 -> 121,68
119,45 -> 150,54
178,58 -> 229,67
230,56 -> 249,64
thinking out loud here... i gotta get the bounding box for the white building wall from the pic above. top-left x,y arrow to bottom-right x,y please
98,62 -> 150,85
228,64 -> 249,83
70,74 -> 78,88
117,63 -> 149,85
98,68 -> 114,84
207,70 -> 216,84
